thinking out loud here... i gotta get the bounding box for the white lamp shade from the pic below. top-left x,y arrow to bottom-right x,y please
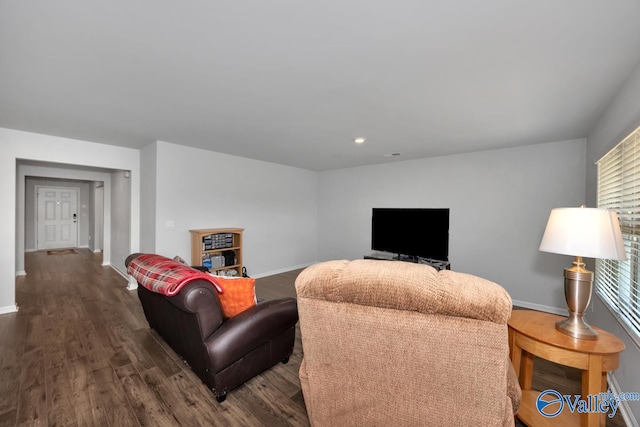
539,207 -> 627,260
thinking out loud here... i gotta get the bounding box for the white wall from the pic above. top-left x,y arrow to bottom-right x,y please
140,142 -> 157,253
87,183 -> 104,252
89,183 -> 96,251
153,141 -> 318,277
110,171 -> 131,276
586,60 -> 640,425
318,139 -> 586,312
0,127 -> 140,313
92,183 -> 104,252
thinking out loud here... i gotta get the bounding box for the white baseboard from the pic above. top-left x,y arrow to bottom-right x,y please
25,248 -> 36,253
127,276 -> 138,291
110,264 -> 128,280
252,262 -> 315,279
0,305 -> 19,315
79,245 -> 89,249
511,299 -> 566,315
107,264 -> 137,290
607,371 -> 639,427
93,249 -> 102,253
15,270 -> 26,277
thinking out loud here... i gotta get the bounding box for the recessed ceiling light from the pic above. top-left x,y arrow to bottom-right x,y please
354,137 -> 366,144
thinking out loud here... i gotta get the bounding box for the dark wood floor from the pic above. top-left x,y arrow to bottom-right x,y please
0,251 -> 627,426
1,250 -> 308,427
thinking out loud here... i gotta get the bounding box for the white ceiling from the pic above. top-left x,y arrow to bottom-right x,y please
2,1 -> 640,171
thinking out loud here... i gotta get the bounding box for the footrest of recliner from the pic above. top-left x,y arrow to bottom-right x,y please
205,298 -> 298,372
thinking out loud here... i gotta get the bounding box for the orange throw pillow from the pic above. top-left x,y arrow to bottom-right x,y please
212,276 -> 257,318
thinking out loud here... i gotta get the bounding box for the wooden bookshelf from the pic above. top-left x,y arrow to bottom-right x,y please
189,228 -> 244,276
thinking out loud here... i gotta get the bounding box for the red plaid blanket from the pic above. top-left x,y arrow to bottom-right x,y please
127,254 -> 222,296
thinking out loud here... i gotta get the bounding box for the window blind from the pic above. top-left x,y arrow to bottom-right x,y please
596,126 -> 640,340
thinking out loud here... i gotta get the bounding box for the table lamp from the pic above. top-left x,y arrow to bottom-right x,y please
539,206 -> 626,340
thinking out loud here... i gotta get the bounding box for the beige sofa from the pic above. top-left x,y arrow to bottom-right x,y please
295,259 -> 521,427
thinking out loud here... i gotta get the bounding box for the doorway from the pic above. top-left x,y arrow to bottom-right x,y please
36,186 -> 79,250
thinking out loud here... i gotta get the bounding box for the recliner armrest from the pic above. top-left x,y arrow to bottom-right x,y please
125,253 -> 143,268
205,298 -> 298,372
506,356 -> 521,416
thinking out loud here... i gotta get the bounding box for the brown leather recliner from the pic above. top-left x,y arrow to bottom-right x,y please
125,254 -> 298,402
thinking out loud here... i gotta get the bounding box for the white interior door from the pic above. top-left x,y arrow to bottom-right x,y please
37,186 -> 78,250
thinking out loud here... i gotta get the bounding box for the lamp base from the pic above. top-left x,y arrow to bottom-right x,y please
556,257 -> 599,340
555,315 -> 598,340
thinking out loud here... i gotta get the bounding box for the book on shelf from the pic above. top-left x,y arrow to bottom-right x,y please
202,233 -> 233,250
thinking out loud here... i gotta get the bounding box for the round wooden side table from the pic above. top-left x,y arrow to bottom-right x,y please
508,310 -> 625,427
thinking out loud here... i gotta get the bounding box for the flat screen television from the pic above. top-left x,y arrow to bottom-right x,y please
371,208 -> 449,261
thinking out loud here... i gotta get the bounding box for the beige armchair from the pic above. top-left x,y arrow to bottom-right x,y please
295,259 -> 521,427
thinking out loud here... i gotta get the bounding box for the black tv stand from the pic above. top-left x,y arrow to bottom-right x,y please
364,251 -> 450,271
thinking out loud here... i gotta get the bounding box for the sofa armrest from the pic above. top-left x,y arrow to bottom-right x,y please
506,356 -> 522,416
205,298 -> 298,372
125,253 -> 143,268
